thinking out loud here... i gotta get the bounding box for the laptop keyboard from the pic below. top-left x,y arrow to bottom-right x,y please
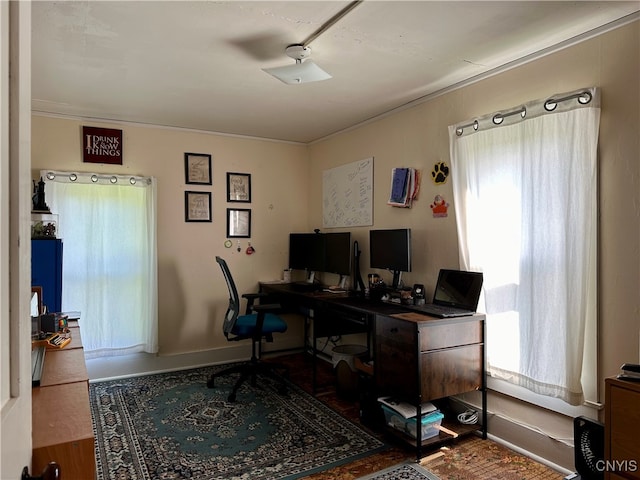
410,303 -> 473,317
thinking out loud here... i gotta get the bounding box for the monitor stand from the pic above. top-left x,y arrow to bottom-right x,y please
391,270 -> 403,290
306,270 -> 316,283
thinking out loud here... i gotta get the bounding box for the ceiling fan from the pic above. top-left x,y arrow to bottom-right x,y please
262,1 -> 362,85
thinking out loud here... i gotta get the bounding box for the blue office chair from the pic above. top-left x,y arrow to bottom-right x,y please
207,256 -> 289,402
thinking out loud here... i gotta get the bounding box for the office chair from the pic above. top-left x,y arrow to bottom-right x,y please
207,256 -> 289,402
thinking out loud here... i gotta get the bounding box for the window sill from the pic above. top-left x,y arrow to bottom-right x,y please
487,376 -> 602,420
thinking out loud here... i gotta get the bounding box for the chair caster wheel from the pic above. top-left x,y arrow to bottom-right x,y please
207,378 -> 215,388
227,393 -> 236,402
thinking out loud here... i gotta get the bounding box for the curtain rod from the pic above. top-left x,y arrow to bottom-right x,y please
44,171 -> 151,185
455,90 -> 594,137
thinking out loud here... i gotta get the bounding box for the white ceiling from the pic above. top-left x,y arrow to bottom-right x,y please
31,1 -> 639,144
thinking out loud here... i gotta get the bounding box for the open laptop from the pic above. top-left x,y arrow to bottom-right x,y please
415,269 -> 483,318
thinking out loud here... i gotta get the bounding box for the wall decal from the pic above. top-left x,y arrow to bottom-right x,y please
430,194 -> 449,217
431,161 -> 449,184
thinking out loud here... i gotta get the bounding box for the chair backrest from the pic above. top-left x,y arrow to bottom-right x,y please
215,256 -> 240,338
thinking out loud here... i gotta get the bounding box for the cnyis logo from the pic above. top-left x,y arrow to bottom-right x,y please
596,459 -> 639,472
83,126 -> 123,165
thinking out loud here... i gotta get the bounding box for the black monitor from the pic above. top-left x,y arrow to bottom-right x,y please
369,228 -> 412,289
289,233 -> 325,281
324,232 -> 351,287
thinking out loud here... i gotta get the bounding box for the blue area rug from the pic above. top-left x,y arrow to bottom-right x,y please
89,364 -> 387,480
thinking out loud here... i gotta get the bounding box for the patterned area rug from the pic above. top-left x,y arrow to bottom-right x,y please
89,365 -> 387,480
356,462 -> 440,480
425,436 -> 565,480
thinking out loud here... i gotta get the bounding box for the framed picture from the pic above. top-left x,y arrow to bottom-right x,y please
184,153 -> 212,185
226,172 -> 251,203
185,191 -> 212,222
83,126 -> 123,165
227,208 -> 251,237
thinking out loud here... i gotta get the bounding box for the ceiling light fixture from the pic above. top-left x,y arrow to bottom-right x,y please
262,0 -> 362,85
262,44 -> 331,85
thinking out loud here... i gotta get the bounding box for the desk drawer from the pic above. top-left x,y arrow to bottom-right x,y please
420,344 -> 483,399
419,319 -> 483,352
376,316 -> 415,348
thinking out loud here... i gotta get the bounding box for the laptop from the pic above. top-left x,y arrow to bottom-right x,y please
416,269 -> 483,318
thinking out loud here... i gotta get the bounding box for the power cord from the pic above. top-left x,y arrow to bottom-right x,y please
457,409 -> 479,425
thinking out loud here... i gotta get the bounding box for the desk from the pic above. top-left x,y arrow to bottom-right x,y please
259,283 -> 406,393
259,282 -> 487,458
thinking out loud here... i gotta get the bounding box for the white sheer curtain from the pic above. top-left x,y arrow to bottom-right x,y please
448,88 -> 600,405
42,171 -> 158,358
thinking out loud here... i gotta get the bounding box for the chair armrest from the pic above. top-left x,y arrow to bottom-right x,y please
242,292 -> 268,301
242,292 -> 270,314
252,303 -> 282,313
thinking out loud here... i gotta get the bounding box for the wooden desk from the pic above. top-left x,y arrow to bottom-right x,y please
260,282 -> 487,458
605,377 -> 640,479
259,283 -> 406,392
32,322 -> 96,479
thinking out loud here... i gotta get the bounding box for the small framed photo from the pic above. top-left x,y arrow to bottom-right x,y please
185,191 -> 212,222
226,172 -> 251,203
184,153 -> 212,185
227,208 -> 251,238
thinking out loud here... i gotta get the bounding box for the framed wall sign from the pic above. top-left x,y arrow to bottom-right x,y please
226,208 -> 251,237
185,191 -> 212,222
83,126 -> 123,164
184,153 -> 212,185
226,172 -> 251,202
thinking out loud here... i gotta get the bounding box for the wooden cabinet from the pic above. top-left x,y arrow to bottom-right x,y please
375,312 -> 486,455
32,382 -> 95,477
32,320 -> 96,479
605,377 -> 640,480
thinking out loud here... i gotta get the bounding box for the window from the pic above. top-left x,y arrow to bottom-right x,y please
449,88 -> 600,406
43,171 -> 158,358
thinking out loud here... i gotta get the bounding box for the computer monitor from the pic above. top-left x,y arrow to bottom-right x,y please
369,228 -> 412,289
324,232 -> 351,288
288,233 -> 325,282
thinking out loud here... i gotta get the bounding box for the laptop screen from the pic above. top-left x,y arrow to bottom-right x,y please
433,269 -> 483,311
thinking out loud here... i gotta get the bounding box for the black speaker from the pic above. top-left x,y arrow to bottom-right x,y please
412,284 -> 425,305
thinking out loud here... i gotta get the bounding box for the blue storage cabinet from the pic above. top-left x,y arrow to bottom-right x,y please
31,239 -> 63,313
